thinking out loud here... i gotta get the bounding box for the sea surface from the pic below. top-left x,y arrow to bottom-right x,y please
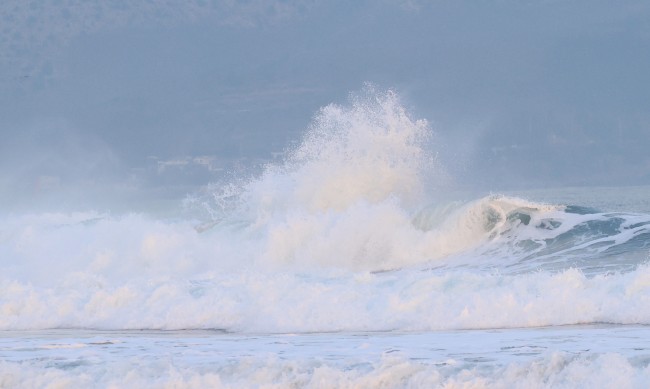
1,90 -> 650,388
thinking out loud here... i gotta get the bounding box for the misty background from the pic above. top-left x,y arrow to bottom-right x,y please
1,0 -> 649,213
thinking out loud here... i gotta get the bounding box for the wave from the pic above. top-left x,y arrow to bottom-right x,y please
182,86 -> 650,272
414,195 -> 650,273
2,252 -> 650,331
1,87 -> 650,332
2,352 -> 649,389
2,194 -> 648,279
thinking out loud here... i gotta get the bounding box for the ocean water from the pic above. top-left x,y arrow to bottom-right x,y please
1,90 -> 650,388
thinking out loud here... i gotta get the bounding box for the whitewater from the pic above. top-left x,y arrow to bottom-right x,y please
2,89 -> 650,388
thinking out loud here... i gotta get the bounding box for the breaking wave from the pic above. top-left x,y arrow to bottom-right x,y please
1,87 -> 650,332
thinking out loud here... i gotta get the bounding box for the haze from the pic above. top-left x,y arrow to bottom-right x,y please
1,0 -> 649,212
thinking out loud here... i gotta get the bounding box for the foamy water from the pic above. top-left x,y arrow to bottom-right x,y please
1,88 -> 650,388
2,326 -> 650,389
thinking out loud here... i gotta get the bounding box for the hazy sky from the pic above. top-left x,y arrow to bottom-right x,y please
1,0 -> 649,211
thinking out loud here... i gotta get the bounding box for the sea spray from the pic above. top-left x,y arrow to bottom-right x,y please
229,87 -> 434,218
185,86 -> 442,269
1,88 -> 650,333
3,88 -> 650,389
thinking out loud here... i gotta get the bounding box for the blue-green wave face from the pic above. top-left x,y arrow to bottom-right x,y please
411,195 -> 650,275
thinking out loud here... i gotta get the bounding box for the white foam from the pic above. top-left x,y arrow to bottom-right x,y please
1,88 -> 649,333
2,240 -> 650,331
1,352 -> 649,389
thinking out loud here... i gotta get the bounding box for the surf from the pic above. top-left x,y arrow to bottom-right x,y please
1,87 -> 650,333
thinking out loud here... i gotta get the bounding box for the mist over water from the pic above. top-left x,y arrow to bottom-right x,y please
2,1 -> 650,215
